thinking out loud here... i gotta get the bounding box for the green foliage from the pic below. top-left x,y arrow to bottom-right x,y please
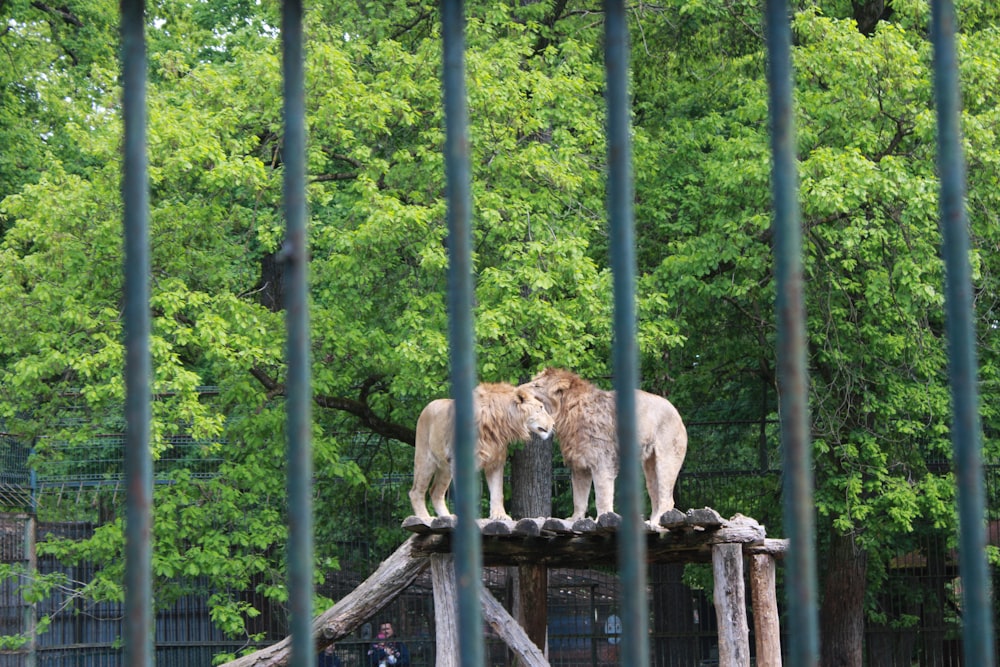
2,0 -> 1000,653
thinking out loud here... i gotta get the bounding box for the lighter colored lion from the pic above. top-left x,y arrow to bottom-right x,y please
408,383 -> 555,521
523,367 -> 687,528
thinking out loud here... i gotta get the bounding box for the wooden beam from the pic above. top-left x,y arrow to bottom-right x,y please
407,513 -> 770,567
431,553 -> 550,666
481,581 -> 550,667
220,536 -> 429,667
750,554 -> 782,667
713,543 -> 750,667
513,564 -> 548,655
431,554 -> 459,667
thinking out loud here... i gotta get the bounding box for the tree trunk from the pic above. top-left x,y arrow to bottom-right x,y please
510,433 -> 552,519
510,433 -> 553,657
819,528 -> 868,667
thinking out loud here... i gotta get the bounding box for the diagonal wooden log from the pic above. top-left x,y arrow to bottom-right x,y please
481,582 -> 550,667
430,553 -> 550,667
221,536 -> 430,667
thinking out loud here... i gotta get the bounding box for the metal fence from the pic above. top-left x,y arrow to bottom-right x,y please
0,451 -> 993,666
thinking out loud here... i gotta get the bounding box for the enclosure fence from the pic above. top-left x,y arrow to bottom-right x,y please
0,455 -> 993,666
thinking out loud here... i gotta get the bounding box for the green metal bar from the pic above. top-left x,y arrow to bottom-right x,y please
120,1 -> 153,665
440,2 -> 484,665
930,2 -> 995,664
281,2 -> 314,666
603,1 -> 648,664
763,1 -> 819,665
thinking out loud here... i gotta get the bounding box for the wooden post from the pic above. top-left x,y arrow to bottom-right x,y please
513,565 -> 548,656
712,543 -> 750,667
511,432 -> 552,655
750,554 -> 782,667
431,554 -> 459,667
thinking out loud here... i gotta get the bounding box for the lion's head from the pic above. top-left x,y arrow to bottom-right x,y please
513,386 -> 554,441
523,367 -> 583,418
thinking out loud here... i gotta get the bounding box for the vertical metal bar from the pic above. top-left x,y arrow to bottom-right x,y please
603,2 -> 648,665
23,513 -> 36,667
930,2 -> 995,664
763,1 -> 819,665
441,2 -> 484,665
281,1 -> 314,666
120,1 -> 152,666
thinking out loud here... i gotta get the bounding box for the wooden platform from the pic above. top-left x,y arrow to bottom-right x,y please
222,509 -> 788,667
401,507 -> 787,567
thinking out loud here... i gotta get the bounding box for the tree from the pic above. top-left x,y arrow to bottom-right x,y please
0,0 -> 664,653
629,1 -> 1000,664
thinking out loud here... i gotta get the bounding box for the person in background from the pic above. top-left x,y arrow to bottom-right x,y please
317,644 -> 342,667
367,621 -> 410,667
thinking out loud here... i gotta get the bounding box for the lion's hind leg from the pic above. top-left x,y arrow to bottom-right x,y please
408,458 -> 436,521
646,445 -> 684,528
568,468 -> 594,520
428,465 -> 454,518
643,454 -> 663,529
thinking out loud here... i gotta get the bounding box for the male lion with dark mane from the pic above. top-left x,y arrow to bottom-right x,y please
523,368 -> 687,529
408,383 -> 554,521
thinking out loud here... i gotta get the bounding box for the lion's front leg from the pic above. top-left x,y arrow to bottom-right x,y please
483,464 -> 512,521
568,467 -> 593,520
592,469 -> 616,517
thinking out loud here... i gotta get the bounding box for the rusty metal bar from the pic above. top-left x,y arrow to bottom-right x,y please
603,0 -> 649,664
120,0 -> 153,665
440,1 -> 485,665
280,1 -> 314,666
763,0 -> 819,665
930,1 -> 995,664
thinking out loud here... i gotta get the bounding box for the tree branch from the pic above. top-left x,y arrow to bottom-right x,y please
311,172 -> 358,183
30,1 -> 83,27
249,367 -> 417,445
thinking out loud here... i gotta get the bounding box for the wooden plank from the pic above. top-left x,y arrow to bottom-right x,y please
712,543 -> 750,667
431,554 -> 459,667
481,519 -> 512,536
659,508 -> 687,529
687,507 -> 725,529
513,518 -> 544,537
750,554 -> 782,667
745,538 -> 789,557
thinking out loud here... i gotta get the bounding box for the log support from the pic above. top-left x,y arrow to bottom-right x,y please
750,553 -> 783,667
713,542 -> 750,667
222,511 -> 785,667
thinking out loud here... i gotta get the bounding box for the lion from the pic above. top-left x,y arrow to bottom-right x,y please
408,382 -> 555,521
523,367 -> 688,528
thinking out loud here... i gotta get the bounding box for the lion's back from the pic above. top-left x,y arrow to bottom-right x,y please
557,383 -> 618,470
415,398 -> 456,461
636,390 -> 687,461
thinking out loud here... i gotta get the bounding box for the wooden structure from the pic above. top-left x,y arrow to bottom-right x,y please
222,508 -> 787,667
